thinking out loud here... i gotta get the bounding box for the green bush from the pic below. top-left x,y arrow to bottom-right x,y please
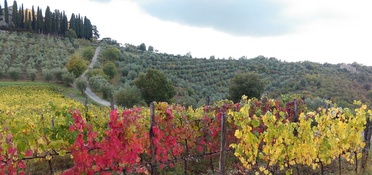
65,54 -> 88,78
134,69 -> 175,104
89,75 -> 109,92
0,65 -> 7,78
62,72 -> 75,85
102,62 -> 117,79
115,84 -> 144,108
86,69 -> 109,80
81,47 -> 95,60
100,46 -> 120,62
121,67 -> 129,76
228,72 -> 265,103
65,29 -> 77,40
101,83 -> 114,100
52,68 -> 68,82
75,77 -> 87,94
8,67 -> 22,81
93,61 -> 101,69
43,70 -> 54,82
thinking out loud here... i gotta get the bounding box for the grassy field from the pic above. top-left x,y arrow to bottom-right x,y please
0,81 -> 100,106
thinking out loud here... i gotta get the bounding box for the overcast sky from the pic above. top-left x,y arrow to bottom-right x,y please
20,0 -> 372,66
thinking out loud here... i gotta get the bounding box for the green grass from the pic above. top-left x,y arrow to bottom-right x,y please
0,81 -> 51,87
0,81 -> 99,106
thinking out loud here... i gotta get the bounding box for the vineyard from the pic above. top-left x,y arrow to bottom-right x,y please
0,84 -> 372,174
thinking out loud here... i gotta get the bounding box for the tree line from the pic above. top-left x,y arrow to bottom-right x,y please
0,0 -> 98,39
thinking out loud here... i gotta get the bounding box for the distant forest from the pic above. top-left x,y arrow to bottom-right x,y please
0,0 -> 98,39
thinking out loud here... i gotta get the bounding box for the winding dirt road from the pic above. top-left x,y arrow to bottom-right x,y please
80,46 -> 111,106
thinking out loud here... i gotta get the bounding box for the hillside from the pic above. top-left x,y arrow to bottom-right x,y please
1,32 -> 372,109
110,43 -> 372,108
0,31 -> 92,82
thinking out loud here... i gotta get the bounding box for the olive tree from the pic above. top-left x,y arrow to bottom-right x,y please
89,75 -> 109,92
43,69 -> 54,82
75,77 -> 87,94
8,67 -> 22,81
65,54 -> 88,77
228,72 -> 265,102
134,69 -> 175,104
100,46 -> 120,62
102,62 -> 116,79
62,72 -> 75,85
81,47 -> 95,60
115,84 -> 144,108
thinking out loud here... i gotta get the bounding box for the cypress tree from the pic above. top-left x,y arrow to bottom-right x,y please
44,6 -> 52,33
84,17 -> 92,39
4,0 -> 9,24
0,5 -> 2,25
37,7 -> 43,33
69,13 -> 75,31
12,0 -> 18,28
61,11 -> 68,35
31,5 -> 36,31
51,12 -> 55,34
59,12 -> 63,35
20,4 -> 24,29
80,16 -> 85,39
55,10 -> 60,35
83,16 -> 88,39
27,11 -> 32,31
76,14 -> 81,38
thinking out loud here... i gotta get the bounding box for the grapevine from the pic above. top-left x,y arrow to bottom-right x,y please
0,84 -> 370,174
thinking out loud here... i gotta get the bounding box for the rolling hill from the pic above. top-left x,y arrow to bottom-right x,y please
1,31 -> 372,109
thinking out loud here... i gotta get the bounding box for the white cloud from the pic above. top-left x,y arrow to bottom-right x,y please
19,0 -> 372,66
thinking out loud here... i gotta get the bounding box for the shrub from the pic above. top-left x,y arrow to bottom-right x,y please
28,69 -> 37,81
115,84 -> 144,108
81,47 -> 95,60
121,67 -> 129,76
102,62 -> 117,79
134,69 -> 175,104
43,70 -> 54,82
52,68 -> 68,82
127,70 -> 137,80
8,67 -> 22,81
62,72 -> 75,85
93,61 -> 101,69
86,69 -> 109,80
138,43 -> 146,51
228,72 -> 265,103
65,29 -> 77,40
65,54 -> 88,78
0,65 -> 8,78
89,75 -> 109,92
101,83 -> 114,100
100,46 -> 120,62
75,77 -> 87,94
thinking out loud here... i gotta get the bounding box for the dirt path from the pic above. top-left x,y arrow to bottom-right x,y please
80,46 -> 111,107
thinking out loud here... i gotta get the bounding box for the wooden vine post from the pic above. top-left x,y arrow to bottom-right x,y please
149,102 -> 157,175
293,99 -> 298,122
184,139 -> 188,175
204,96 -> 215,173
219,111 -> 227,174
362,116 -> 371,170
110,96 -> 114,110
